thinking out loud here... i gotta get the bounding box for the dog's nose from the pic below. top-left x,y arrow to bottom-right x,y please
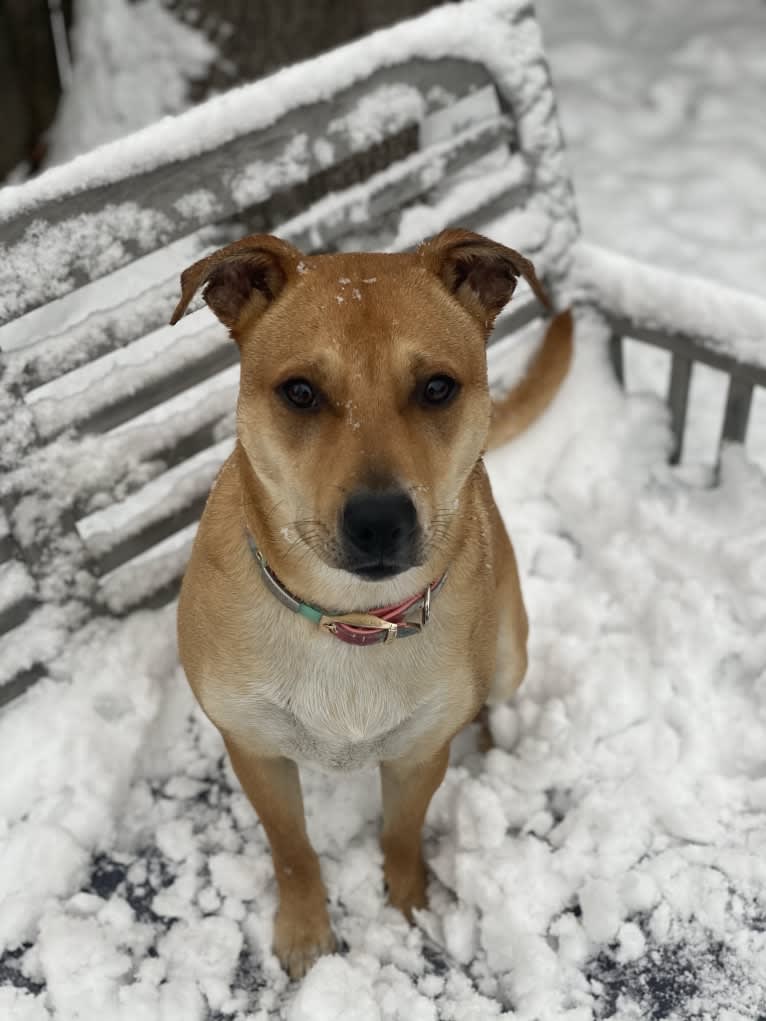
341,490 -> 419,575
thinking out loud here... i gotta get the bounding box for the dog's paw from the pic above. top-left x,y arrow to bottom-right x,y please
384,856 -> 427,921
273,906 -> 336,979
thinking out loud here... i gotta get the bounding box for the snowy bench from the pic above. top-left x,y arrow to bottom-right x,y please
1,0 -> 765,711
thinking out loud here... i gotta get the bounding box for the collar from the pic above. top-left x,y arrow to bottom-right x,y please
246,534 -> 446,647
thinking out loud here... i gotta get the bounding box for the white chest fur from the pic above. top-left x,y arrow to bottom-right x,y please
202,623 -> 459,772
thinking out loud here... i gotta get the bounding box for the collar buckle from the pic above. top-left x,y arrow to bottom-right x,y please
421,583 -> 432,627
319,611 -> 399,635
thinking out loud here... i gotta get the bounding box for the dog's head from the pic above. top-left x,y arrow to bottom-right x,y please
172,230 -> 547,589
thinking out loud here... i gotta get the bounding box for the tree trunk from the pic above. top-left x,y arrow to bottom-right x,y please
168,0 -> 448,100
0,0 -> 73,177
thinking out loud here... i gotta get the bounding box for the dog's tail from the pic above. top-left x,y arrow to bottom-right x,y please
486,308 -> 574,451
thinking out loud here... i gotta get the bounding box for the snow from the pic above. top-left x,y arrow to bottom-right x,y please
231,135 -> 311,209
537,0 -> 766,295
2,0 -> 766,1017
287,958 -> 383,1021
46,0 -> 216,167
328,84 -> 426,150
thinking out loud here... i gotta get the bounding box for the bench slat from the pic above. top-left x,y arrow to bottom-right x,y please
99,522 -> 198,614
105,364 -> 239,463
607,315 -> 766,390
0,561 -> 37,636
26,313 -> 227,437
720,376 -> 754,448
609,334 -> 624,385
76,438 -> 233,567
1,233 -> 210,389
667,353 -> 693,465
0,605 -> 72,698
0,512 -> 12,564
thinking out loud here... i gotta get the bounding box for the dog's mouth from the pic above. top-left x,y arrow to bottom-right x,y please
344,559 -> 415,581
293,522 -> 422,579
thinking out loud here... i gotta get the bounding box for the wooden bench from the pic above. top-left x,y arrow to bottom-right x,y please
1,0 -> 765,710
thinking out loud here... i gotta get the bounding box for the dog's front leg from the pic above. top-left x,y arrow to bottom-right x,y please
223,738 -> 335,978
380,743 -> 450,919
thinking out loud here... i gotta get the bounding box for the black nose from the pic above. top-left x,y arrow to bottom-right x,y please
341,489 -> 419,577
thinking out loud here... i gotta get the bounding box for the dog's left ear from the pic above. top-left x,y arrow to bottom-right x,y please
419,229 -> 551,335
170,233 -> 303,335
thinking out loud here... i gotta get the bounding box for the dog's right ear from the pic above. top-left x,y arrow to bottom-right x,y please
169,234 -> 303,335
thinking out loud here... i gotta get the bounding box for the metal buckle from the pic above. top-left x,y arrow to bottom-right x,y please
421,583 -> 432,627
319,612 -> 399,636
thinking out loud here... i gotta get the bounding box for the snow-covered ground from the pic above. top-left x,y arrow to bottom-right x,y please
2,1 -> 766,1019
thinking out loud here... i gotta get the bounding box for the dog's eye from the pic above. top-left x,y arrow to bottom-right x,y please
279,378 -> 320,410
420,375 -> 459,407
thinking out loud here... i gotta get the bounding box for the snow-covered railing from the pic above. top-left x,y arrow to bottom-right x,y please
0,0 -> 575,707
577,243 -> 766,464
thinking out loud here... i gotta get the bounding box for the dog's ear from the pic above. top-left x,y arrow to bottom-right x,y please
170,234 -> 303,334
419,229 -> 551,335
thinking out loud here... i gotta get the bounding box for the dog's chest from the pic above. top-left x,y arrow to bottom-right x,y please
255,693 -> 439,772
210,637 -> 449,772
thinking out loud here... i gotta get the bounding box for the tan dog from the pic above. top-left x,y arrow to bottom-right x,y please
172,230 -> 572,978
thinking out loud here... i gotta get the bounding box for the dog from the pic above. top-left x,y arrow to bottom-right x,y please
171,229 -> 572,978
